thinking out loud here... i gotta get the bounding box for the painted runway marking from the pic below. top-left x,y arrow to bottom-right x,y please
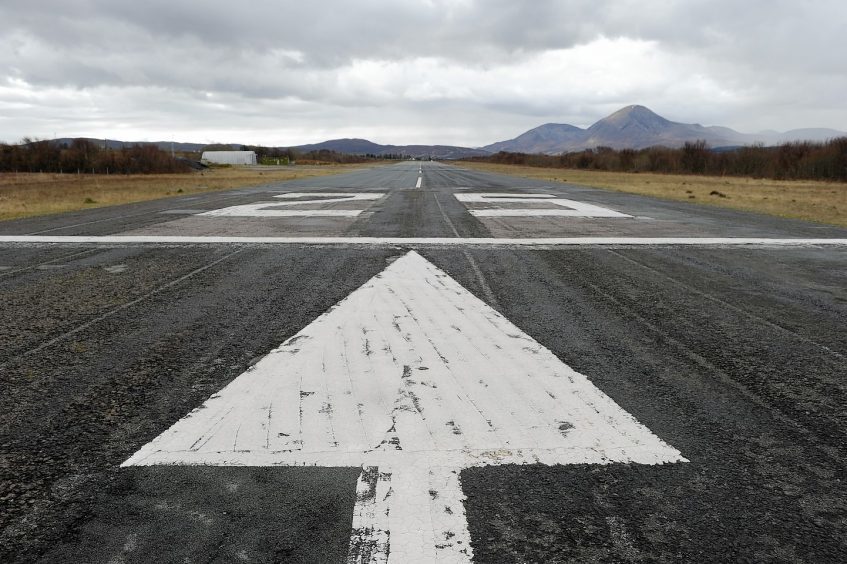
273,193 -> 383,201
198,193 -> 384,218
3,236 -> 847,247
103,264 -> 128,274
456,192 -> 631,217
415,176 -> 422,189
158,209 -> 209,215
123,251 -> 685,563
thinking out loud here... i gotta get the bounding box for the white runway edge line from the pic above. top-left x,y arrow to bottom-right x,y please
3,236 -> 847,246
198,193 -> 385,218
456,193 -> 631,218
123,251 -> 686,563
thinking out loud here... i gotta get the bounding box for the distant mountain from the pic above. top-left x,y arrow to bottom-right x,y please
581,105 -> 747,150
483,105 -> 846,154
295,138 -> 385,154
482,123 -> 584,154
294,138 -> 490,159
774,128 -> 847,144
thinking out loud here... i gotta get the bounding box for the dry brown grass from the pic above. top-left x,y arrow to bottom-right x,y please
0,163 -> 384,221
457,162 -> 847,228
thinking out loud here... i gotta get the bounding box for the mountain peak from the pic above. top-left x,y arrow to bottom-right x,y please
593,105 -> 671,131
533,122 -> 583,132
615,104 -> 655,116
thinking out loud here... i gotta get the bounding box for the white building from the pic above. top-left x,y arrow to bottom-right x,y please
200,151 -> 257,165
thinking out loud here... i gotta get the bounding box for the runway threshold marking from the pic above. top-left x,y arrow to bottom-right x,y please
123,251 -> 686,563
2,236 -> 847,246
456,193 -> 631,217
198,193 -> 385,217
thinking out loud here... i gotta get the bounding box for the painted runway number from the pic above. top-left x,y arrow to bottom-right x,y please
199,192 -> 385,217
456,193 -> 631,217
124,251 -> 685,563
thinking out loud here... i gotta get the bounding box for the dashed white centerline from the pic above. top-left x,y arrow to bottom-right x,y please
415,176 -> 422,189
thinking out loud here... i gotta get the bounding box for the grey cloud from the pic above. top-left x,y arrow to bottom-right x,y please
1,0 -> 845,145
4,0 -> 844,85
2,1 -> 597,68
4,0 -> 844,65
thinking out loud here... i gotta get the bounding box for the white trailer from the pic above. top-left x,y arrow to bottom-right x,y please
200,151 -> 257,165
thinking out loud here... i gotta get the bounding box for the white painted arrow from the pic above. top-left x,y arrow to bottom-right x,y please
123,251 -> 686,562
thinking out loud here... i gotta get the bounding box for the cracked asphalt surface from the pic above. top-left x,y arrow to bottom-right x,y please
1,162 -> 845,562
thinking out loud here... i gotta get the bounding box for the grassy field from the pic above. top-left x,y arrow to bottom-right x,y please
0,163 -> 384,221
457,162 -> 847,228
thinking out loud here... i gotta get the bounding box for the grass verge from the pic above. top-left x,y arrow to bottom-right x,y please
0,163 -> 384,221
456,161 -> 847,228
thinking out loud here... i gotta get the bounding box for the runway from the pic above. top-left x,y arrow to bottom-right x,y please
1,161 -> 845,562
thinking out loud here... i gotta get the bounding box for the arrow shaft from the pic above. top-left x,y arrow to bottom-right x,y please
347,466 -> 472,564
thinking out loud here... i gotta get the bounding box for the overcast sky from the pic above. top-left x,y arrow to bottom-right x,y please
2,0 -> 845,147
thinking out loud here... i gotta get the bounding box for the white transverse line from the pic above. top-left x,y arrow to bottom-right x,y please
469,209 -> 628,217
123,251 -> 686,563
2,236 -> 847,246
274,193 -> 383,200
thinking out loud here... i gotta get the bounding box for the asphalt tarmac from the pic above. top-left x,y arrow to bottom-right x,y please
1,162 -> 845,563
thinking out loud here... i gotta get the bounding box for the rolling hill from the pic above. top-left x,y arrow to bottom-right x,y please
293,138 -> 490,159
